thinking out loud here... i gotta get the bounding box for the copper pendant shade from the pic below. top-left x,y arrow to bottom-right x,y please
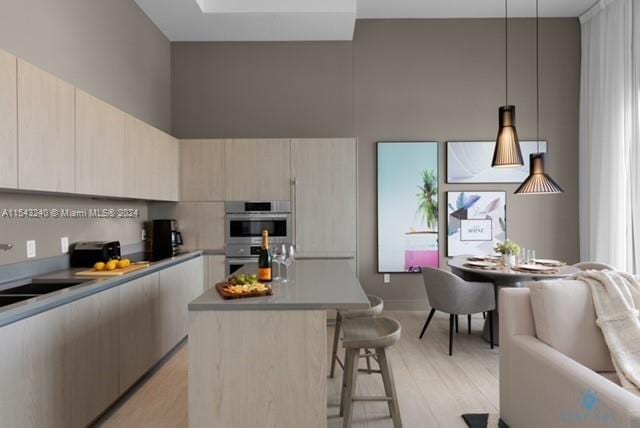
515,153 -> 563,194
492,0 -> 523,168
492,105 -> 524,167
514,0 -> 563,195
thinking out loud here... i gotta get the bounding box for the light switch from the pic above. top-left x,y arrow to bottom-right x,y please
26,240 -> 36,258
61,237 -> 69,254
383,274 -> 390,283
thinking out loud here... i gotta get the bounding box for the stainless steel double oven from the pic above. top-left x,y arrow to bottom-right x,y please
224,201 -> 292,275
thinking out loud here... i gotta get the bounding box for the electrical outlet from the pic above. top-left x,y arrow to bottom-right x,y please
383,274 -> 390,283
61,237 -> 69,254
141,228 -> 147,241
26,240 -> 36,258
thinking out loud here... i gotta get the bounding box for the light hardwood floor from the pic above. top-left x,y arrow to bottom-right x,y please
97,311 -> 499,428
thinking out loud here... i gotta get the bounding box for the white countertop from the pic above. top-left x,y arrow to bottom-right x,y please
189,259 -> 370,311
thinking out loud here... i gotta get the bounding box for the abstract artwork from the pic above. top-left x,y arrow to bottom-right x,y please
447,141 -> 547,183
447,191 -> 506,257
377,142 -> 439,273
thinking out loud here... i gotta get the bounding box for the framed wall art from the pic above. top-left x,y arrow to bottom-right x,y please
447,191 -> 506,257
446,141 -> 547,183
377,141 -> 439,273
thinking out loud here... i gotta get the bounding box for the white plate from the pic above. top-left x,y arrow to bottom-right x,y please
466,260 -> 498,268
533,259 -> 564,266
515,264 -> 555,272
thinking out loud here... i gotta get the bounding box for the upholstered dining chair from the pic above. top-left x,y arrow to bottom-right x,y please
573,261 -> 614,271
420,267 -> 495,356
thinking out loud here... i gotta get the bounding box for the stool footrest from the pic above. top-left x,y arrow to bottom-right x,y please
352,396 -> 393,402
357,369 -> 382,374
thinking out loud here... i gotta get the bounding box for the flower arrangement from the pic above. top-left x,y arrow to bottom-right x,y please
494,240 -> 521,256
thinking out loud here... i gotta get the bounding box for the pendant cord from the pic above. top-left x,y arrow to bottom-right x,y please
505,0 -> 508,105
536,0 -> 540,153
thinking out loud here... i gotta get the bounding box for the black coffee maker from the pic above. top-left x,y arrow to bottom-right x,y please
146,219 -> 183,259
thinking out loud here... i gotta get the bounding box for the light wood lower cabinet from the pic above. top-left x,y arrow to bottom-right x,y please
0,304 -> 72,428
0,257 -> 207,428
17,59 -> 75,193
0,48 -> 17,189
159,257 -> 204,355
70,285 -> 120,428
119,272 -> 160,393
204,255 -> 226,290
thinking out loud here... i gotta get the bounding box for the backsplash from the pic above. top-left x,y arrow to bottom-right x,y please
0,192 -> 148,266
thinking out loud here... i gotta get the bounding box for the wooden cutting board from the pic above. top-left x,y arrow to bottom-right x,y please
75,262 -> 150,277
215,282 -> 273,300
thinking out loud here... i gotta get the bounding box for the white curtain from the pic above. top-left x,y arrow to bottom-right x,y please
580,0 -> 640,272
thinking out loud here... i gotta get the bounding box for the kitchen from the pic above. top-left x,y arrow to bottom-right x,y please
0,0 -> 590,427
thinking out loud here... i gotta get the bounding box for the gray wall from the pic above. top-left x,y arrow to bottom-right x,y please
172,19 -> 580,309
0,0 -> 171,131
0,193 -> 147,266
0,0 -> 170,266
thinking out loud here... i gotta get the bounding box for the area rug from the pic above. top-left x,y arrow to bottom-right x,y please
461,413 -> 509,428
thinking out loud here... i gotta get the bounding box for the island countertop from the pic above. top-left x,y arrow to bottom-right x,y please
189,259 -> 369,311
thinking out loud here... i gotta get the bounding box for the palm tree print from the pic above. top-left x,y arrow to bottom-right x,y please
416,169 -> 438,231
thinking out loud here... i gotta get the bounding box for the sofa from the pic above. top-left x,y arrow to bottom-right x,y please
500,281 -> 640,428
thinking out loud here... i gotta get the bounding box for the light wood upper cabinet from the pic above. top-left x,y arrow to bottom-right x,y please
119,273 -> 160,393
0,304 -> 72,428
154,128 -> 179,202
17,59 -> 75,192
0,49 -> 17,189
124,114 -> 154,199
69,286 -> 119,428
175,202 -> 225,250
75,89 -> 126,197
180,139 -> 225,201
224,139 -> 291,201
292,138 -> 357,258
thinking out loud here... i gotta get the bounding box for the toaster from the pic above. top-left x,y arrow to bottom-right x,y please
70,241 -> 121,267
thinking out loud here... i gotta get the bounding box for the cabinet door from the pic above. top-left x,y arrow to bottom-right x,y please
159,258 -> 204,355
18,59 -> 75,192
75,89 -> 126,197
70,286 -> 119,428
124,114 -> 155,199
204,255 -> 226,290
119,273 -> 159,393
224,139 -> 291,200
292,138 -> 357,257
175,202 -> 225,250
0,49 -> 17,189
180,139 -> 225,201
152,128 -> 179,201
0,304 -> 72,428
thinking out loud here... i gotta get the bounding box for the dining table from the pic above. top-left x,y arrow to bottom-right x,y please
447,255 -> 580,345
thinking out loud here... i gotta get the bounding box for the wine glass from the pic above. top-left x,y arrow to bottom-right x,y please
273,245 -> 285,281
281,245 -> 295,283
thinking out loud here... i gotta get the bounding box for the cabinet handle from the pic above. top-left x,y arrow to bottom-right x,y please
291,178 -> 298,248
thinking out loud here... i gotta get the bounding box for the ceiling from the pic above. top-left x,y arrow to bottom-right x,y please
135,0 -> 598,42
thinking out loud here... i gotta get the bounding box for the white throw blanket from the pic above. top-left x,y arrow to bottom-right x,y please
573,270 -> 640,394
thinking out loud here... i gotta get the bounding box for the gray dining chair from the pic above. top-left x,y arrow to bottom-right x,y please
420,267 -> 495,356
573,261 -> 614,271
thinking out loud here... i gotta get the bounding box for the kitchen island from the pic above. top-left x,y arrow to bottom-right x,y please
188,259 -> 369,428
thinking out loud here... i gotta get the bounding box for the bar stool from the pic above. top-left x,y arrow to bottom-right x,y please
340,316 -> 402,428
330,294 -> 384,378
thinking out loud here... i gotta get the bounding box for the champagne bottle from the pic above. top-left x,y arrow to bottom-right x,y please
258,230 -> 272,282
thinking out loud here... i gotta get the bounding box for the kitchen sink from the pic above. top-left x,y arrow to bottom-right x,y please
0,280 -> 91,296
0,295 -> 39,308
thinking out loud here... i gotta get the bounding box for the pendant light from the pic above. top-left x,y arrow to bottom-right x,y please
515,0 -> 563,194
492,0 -> 524,168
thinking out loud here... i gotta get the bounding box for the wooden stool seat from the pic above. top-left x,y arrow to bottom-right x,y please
329,294 -> 384,379
339,316 -> 402,428
342,316 -> 401,349
341,295 -> 383,319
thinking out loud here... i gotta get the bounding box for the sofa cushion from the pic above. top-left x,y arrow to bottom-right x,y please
526,280 -> 615,372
